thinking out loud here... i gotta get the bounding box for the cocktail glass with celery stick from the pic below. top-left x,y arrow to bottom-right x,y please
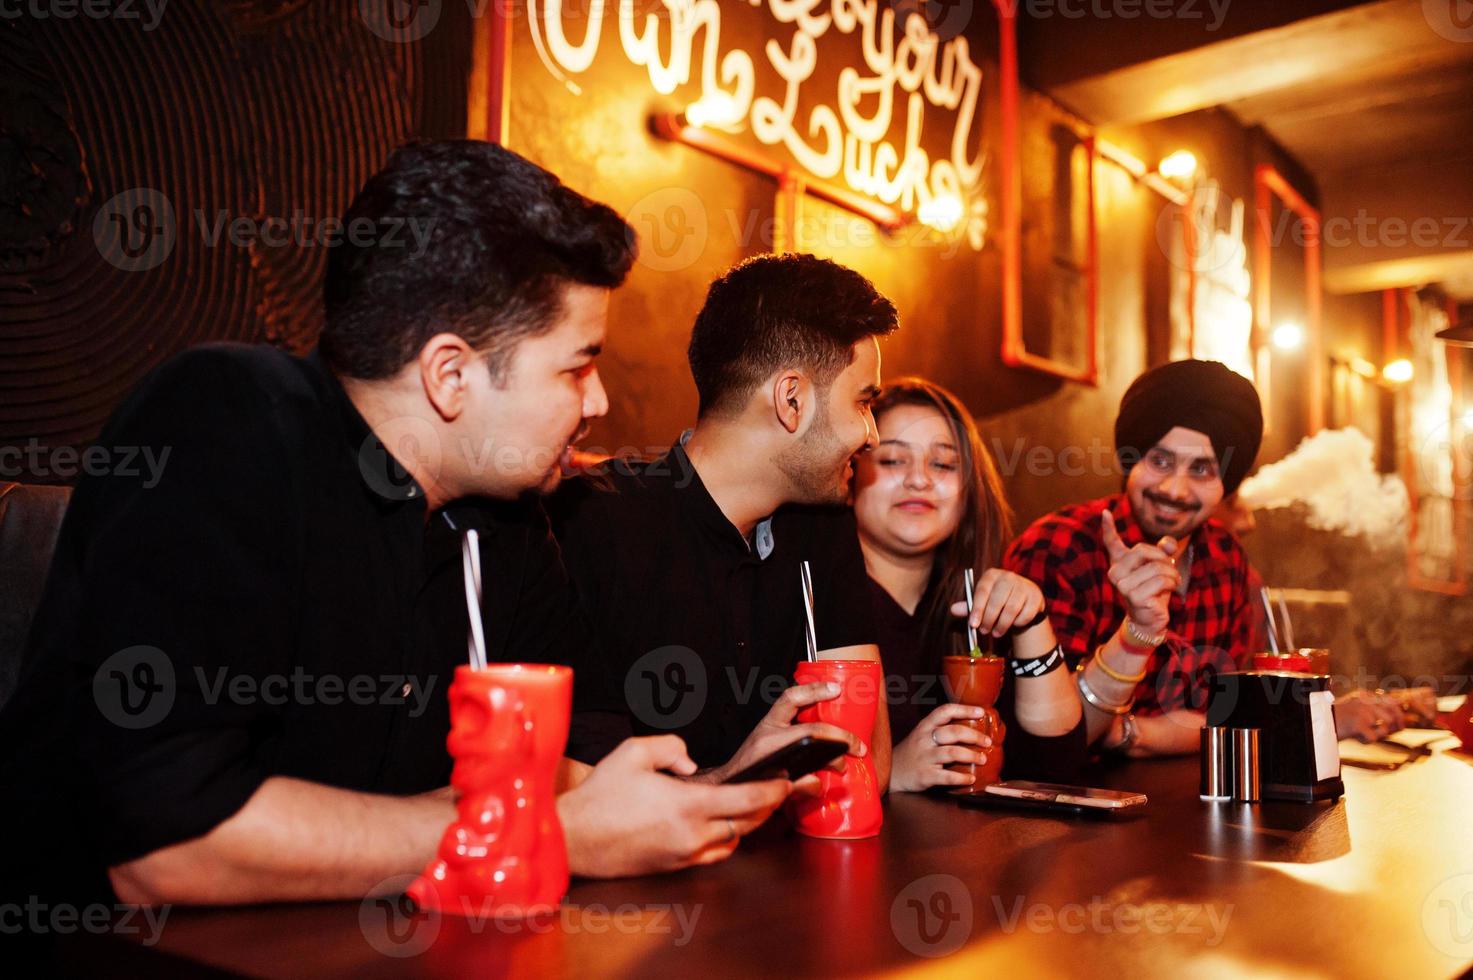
942,569 -> 1006,794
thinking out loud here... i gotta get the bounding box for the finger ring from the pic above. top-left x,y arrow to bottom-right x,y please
725,817 -> 737,842
931,730 -> 940,746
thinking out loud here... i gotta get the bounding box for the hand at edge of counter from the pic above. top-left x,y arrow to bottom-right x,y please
1333,690 -> 1407,743
1100,709 -> 1207,758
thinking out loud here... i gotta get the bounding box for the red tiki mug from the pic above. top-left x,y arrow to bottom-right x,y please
788,659 -> 884,839
408,664 -> 571,918
941,655 -> 1007,794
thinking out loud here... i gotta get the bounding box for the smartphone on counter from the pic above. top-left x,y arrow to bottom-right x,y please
987,780 -> 1147,809
722,736 -> 849,784
959,780 -> 1147,816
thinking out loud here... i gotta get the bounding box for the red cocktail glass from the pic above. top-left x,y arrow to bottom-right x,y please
787,659 -> 884,840
408,664 -> 571,917
941,655 -> 1006,794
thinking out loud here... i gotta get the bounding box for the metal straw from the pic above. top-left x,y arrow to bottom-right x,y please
1259,587 -> 1282,655
799,560 -> 818,663
963,568 -> 980,653
462,529 -> 488,671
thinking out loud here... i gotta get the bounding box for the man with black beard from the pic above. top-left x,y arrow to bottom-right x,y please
1003,360 -> 1263,757
1004,360 -> 1399,757
552,253 -> 893,787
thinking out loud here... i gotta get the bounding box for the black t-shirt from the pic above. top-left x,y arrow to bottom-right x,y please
550,441 -> 876,769
0,344 -> 589,903
869,577 -> 1087,784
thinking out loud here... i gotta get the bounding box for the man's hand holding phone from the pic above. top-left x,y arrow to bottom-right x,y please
558,735 -> 792,877
697,681 -> 862,787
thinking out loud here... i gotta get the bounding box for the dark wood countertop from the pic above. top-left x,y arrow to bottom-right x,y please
64,742 -> 1473,978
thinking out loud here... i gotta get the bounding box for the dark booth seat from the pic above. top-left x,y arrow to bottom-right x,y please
0,481 -> 71,709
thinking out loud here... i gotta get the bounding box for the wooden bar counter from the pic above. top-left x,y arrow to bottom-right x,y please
68,743 -> 1473,978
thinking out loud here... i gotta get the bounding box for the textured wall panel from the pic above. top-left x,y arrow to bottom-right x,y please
0,1 -> 460,475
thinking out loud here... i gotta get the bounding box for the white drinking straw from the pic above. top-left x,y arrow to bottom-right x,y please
462,529 -> 488,671
1276,593 -> 1297,649
799,560 -> 818,663
964,567 -> 980,652
1259,587 -> 1282,655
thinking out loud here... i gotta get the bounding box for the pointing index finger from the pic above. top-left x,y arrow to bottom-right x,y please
1101,510 -> 1128,562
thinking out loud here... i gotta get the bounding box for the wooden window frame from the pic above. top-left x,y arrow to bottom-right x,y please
1252,164 -> 1325,434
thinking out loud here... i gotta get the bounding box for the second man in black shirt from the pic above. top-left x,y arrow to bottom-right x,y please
553,254 -> 897,788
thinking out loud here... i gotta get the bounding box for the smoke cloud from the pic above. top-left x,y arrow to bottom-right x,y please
1237,428 -> 1408,542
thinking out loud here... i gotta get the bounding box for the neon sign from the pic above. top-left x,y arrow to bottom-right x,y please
527,0 -> 989,247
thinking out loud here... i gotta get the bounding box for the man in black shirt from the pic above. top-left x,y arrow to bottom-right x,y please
0,142 -> 790,909
554,254 -> 895,787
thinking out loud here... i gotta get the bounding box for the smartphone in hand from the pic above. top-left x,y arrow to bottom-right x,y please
722,736 -> 849,784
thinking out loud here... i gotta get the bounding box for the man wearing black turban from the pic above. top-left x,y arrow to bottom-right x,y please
1003,360 -> 1264,758
1113,359 -> 1263,535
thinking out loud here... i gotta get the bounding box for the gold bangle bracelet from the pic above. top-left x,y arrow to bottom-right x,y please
1092,650 -> 1149,685
1076,663 -> 1132,715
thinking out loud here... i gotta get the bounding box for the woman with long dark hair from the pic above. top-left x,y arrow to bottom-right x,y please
851,378 -> 1085,792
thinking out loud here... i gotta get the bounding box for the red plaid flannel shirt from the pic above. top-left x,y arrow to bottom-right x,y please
1002,493 -> 1255,716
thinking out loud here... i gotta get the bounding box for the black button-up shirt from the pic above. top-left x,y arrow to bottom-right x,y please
550,441 -> 876,769
0,344 -> 588,901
